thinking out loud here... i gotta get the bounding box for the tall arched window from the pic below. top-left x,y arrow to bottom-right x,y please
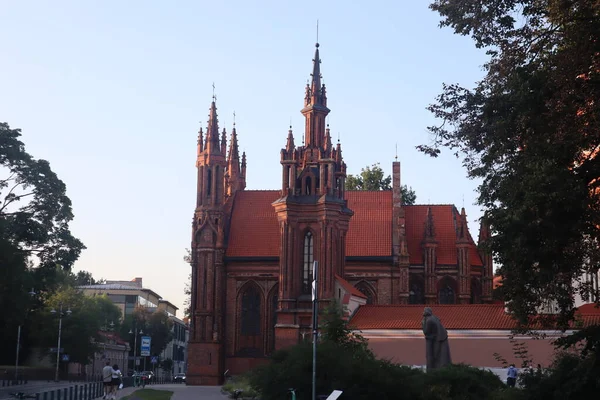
207,168 -> 212,196
438,279 -> 456,304
355,282 -> 377,304
237,283 -> 263,356
241,286 -> 261,335
470,278 -> 482,304
409,274 -> 425,304
302,232 -> 314,294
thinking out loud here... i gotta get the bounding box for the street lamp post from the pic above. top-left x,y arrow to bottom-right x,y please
129,327 -> 143,374
51,303 -> 72,382
15,288 -> 37,382
96,321 -> 114,380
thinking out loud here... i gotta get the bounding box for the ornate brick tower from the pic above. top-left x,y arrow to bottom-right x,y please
272,43 -> 353,349
188,99 -> 228,385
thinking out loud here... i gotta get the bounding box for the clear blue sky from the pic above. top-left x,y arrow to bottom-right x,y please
1,1 -> 489,314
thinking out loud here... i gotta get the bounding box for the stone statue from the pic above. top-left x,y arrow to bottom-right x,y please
422,307 -> 452,370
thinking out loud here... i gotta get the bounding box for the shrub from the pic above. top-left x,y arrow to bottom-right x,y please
250,341 -> 424,400
422,364 -> 505,400
222,375 -> 259,399
520,351 -> 600,400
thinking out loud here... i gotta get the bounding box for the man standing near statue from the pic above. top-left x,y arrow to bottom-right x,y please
422,307 -> 452,370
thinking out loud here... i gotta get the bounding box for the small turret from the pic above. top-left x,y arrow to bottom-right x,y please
197,127 -> 204,155
425,207 -> 436,240
286,126 -> 295,153
221,128 -> 227,155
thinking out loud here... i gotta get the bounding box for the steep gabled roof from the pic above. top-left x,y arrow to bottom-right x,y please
335,274 -> 367,299
225,190 -> 483,266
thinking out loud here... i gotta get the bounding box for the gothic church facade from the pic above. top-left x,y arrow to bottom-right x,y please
187,43 -> 493,385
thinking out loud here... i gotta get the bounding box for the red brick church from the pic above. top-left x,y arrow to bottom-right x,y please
187,43 -> 493,385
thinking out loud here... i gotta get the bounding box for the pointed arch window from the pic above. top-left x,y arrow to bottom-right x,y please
355,282 -> 376,304
302,232 -> 314,294
439,284 -> 455,304
409,275 -> 425,305
470,278 -> 482,304
241,285 -> 261,335
207,168 -> 212,196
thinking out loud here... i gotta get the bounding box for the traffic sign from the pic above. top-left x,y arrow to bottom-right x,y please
140,336 -> 151,357
61,354 -> 70,362
150,356 -> 158,364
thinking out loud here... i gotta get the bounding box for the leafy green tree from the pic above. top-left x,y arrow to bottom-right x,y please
160,358 -> 173,374
33,287 -> 122,366
320,300 -> 372,358
126,306 -> 173,363
183,249 -> 192,319
345,163 -> 417,205
73,270 -> 105,286
0,122 -> 85,271
419,1 -> 600,328
0,122 -> 84,364
0,237 -> 34,364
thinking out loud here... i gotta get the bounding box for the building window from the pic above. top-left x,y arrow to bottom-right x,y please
302,232 -> 314,294
409,275 -> 425,305
439,284 -> 455,304
207,168 -> 212,196
355,282 -> 376,305
241,285 -> 261,336
470,278 -> 482,304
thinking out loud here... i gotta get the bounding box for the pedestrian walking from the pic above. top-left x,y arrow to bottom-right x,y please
102,362 -> 113,399
506,364 -> 518,388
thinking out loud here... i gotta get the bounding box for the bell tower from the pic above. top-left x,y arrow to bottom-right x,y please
188,98 -> 227,385
272,43 -> 353,350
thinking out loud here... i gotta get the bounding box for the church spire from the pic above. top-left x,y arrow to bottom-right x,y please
206,101 -> 221,153
310,43 -> 322,104
221,128 -> 227,155
197,127 -> 204,155
301,43 -> 330,149
286,125 -> 295,152
425,207 -> 436,239
228,126 -> 240,176
457,207 -> 469,240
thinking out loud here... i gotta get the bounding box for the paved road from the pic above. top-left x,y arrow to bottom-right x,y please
1,382 -> 229,400
0,381 -> 95,400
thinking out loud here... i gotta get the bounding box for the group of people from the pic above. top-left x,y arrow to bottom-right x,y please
102,362 -> 123,400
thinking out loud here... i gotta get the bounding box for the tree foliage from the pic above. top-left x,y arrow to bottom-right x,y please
345,163 -> 417,205
0,122 -> 85,271
420,1 -> 600,328
32,286 -> 122,365
183,249 -> 192,319
124,306 -> 173,358
0,122 -> 86,364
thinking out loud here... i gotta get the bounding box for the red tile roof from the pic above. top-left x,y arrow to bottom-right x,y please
226,190 -> 281,257
335,274 -> 367,299
226,190 -> 484,267
350,304 -> 600,330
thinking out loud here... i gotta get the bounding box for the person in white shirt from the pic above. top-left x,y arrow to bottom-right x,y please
109,364 -> 122,400
102,362 -> 114,399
